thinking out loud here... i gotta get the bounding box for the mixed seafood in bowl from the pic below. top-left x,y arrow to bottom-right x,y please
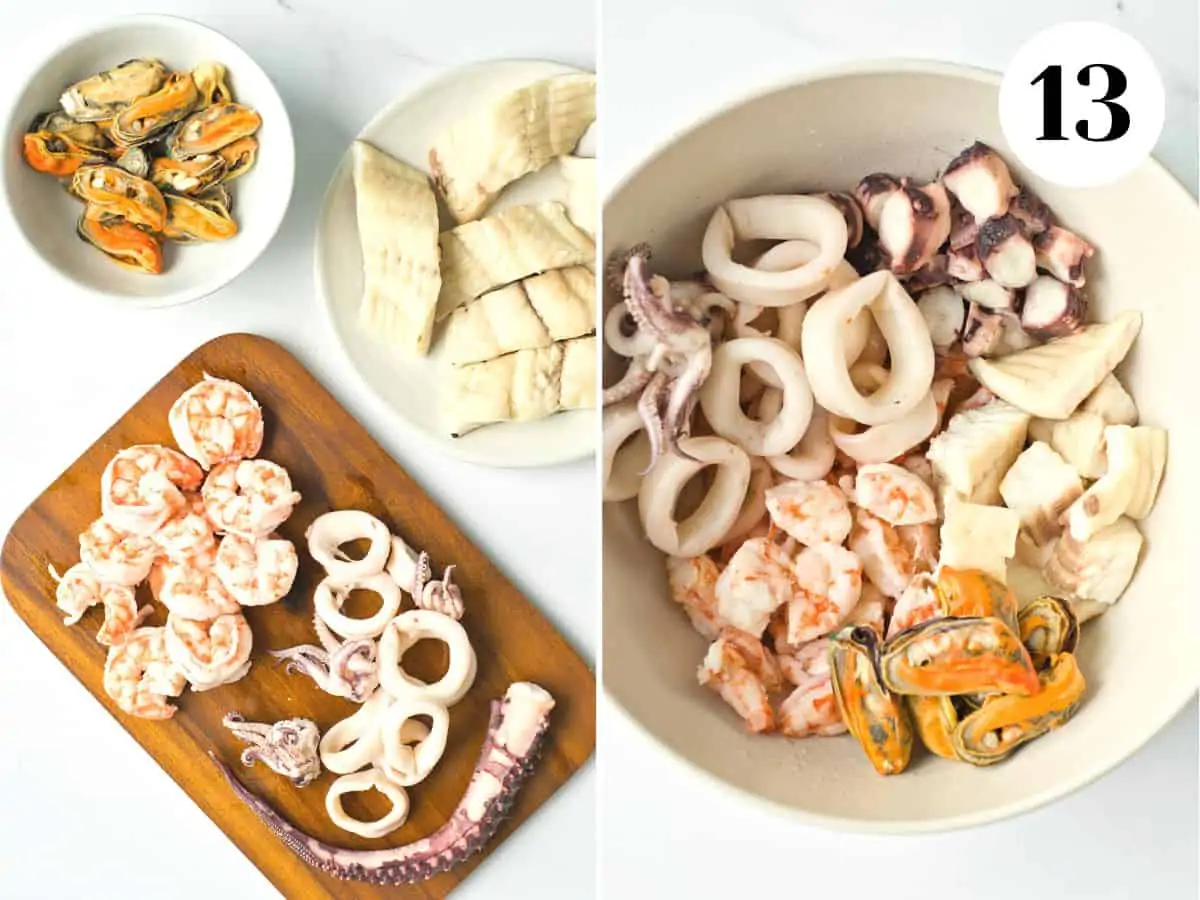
21,57 -> 261,274
602,142 -> 1167,776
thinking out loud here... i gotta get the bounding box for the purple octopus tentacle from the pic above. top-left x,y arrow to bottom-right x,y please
602,356 -> 653,407
605,242 -> 651,291
637,371 -> 671,473
624,254 -> 701,344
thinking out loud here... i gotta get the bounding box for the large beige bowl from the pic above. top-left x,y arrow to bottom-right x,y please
603,60 -> 1200,832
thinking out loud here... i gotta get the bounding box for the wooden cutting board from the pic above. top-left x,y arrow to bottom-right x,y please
0,333 -> 596,899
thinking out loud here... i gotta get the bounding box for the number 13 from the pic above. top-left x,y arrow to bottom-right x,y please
1032,63 -> 1131,142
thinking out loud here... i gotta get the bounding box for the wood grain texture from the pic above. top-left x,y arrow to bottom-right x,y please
0,333 -> 595,899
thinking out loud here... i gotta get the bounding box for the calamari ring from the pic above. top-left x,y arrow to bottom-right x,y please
319,690 -> 391,775
698,336 -> 813,456
717,455 -> 774,546
800,270 -> 934,426
604,302 -> 656,358
829,390 -> 939,464
314,572 -> 403,640
378,697 -> 450,787
637,435 -> 751,556
759,391 -> 837,482
602,398 -> 651,502
325,768 -> 410,839
307,510 -> 391,583
378,610 -> 477,706
701,195 -> 849,307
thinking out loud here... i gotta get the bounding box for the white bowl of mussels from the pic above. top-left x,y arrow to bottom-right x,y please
2,14 -> 295,308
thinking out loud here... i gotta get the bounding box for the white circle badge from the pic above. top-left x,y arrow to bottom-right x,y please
999,21 -> 1165,188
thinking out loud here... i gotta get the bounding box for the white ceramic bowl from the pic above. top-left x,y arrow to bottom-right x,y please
603,60 -> 1200,832
1,14 -> 295,308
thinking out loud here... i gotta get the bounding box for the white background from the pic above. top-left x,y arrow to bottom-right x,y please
600,2 -> 1198,899
0,2 -> 595,899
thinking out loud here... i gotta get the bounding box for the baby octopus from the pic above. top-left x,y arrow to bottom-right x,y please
603,247 -> 715,468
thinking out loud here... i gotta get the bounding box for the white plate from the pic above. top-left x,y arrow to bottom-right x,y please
314,59 -> 597,468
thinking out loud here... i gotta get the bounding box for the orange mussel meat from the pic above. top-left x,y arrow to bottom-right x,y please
880,615 -> 1039,697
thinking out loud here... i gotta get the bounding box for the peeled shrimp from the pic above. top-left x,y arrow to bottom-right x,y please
666,554 -> 727,640
887,572 -> 940,639
169,375 -> 264,470
202,459 -> 301,538
847,507 -> 914,599
164,610 -> 253,690
160,557 -> 241,620
101,444 -> 203,536
714,537 -> 797,638
787,542 -> 863,645
779,674 -> 846,738
152,493 -> 216,563
853,463 -> 938,526
50,562 -> 149,645
697,627 -> 784,733
764,479 -> 852,546
79,518 -> 157,586
214,533 -> 298,606
776,636 -> 831,684
103,626 -> 187,720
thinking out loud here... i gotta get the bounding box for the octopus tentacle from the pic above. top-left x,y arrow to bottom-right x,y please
270,622 -> 380,703
211,683 -> 555,885
606,242 -> 652,291
418,565 -> 466,620
637,370 -> 672,472
602,355 -> 653,407
624,253 -> 700,344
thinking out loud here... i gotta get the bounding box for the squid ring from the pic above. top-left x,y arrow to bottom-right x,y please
319,689 -> 391,774
638,435 -> 751,556
829,390 -> 939,464
314,572 -> 403,640
378,610 -> 477,706
604,302 -> 656,358
699,337 -> 813,456
306,510 -> 392,583
701,196 -> 849,307
378,697 -> 450,787
800,270 -> 934,426
759,391 -> 837,481
325,768 -> 410,839
603,398 -> 651,502
717,456 -> 774,546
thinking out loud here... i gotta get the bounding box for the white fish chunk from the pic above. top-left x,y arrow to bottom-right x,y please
436,201 -> 594,320
1043,516 -> 1143,606
927,398 -> 1029,505
1028,411 -> 1108,479
430,73 -> 596,223
1065,425 -> 1167,539
937,501 -> 1020,583
999,441 -> 1083,546
559,156 -> 596,236
442,266 -> 595,365
351,141 -> 441,356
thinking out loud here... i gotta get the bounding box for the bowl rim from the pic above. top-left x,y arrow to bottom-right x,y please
601,55 -> 1200,835
0,11 -> 296,311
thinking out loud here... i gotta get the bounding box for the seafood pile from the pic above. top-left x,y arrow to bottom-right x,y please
602,142 -> 1168,775
347,71 -> 597,435
22,58 -> 261,274
52,374 -> 299,719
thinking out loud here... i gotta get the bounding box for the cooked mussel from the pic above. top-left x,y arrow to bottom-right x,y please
114,146 -> 151,179
192,60 -> 233,105
951,653 -> 1086,766
167,102 -> 261,158
216,136 -> 257,182
60,58 -> 166,122
196,183 -> 232,211
77,204 -> 162,274
21,131 -> 107,177
70,165 -> 167,233
150,155 -> 227,195
908,694 -> 959,760
28,111 -> 111,149
162,193 -> 237,242
880,616 -> 1039,697
935,567 -> 1019,635
112,72 -> 200,147
1017,595 -> 1079,669
829,625 -> 913,776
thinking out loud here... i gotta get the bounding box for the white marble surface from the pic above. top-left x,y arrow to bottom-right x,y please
600,2 -> 1198,899
0,2 -> 595,898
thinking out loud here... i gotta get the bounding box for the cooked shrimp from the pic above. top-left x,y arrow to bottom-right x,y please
96,589 -> 152,647
777,636 -> 831,685
164,611 -> 253,690
899,522 -> 939,574
202,459 -> 301,538
100,444 -> 203,536
103,627 -> 187,720
160,557 -> 240,619
764,480 -> 852,546
697,627 -> 783,733
666,555 -> 727,640
169,375 -> 264,470
152,493 -> 215,563
779,674 -> 846,738
51,562 -> 109,625
886,572 -> 940,639
79,518 -> 157,586
846,580 -> 886,636
214,533 -> 298,607
714,537 -> 797,638
787,543 -> 862,645
847,508 -> 914,599
853,463 -> 938,526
